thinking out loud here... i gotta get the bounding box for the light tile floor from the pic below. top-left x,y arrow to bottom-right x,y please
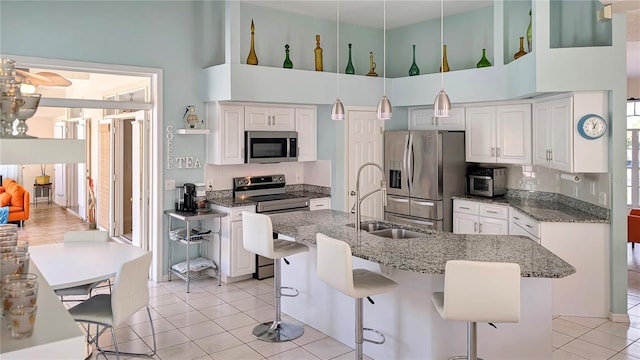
21,204 -> 640,359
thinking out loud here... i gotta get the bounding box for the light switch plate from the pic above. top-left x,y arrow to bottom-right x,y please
165,179 -> 175,190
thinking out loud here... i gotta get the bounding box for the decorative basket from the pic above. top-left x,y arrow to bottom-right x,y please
35,175 -> 50,184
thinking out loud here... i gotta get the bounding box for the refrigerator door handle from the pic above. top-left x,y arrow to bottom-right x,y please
404,134 -> 411,193
388,196 -> 410,203
413,200 -> 435,207
408,133 -> 414,192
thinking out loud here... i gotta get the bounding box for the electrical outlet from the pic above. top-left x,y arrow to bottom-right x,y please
599,192 -> 607,205
296,173 -> 302,182
590,182 -> 596,196
165,179 -> 175,190
206,179 -> 213,190
574,187 -> 579,197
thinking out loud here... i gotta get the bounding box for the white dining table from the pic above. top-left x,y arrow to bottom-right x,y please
28,241 -> 149,290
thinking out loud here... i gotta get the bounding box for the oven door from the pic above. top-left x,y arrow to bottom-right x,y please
245,131 -> 297,163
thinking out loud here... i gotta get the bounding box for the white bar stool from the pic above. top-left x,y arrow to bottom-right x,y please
431,260 -> 521,360
242,211 -> 309,342
316,233 -> 398,360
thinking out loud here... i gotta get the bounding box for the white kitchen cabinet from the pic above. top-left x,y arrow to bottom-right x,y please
409,106 -> 465,131
245,106 -> 295,131
310,197 -> 330,211
295,107 -> 317,162
533,92 -> 608,173
206,103 -> 245,165
453,199 -> 509,235
209,204 -> 256,282
465,104 -> 532,164
509,209 -> 540,243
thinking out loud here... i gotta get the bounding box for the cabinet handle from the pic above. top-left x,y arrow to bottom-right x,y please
513,216 -> 520,220
491,147 -> 495,156
549,150 -> 553,161
525,224 -> 533,229
474,222 -> 478,232
460,206 -> 471,210
486,210 -> 498,214
496,147 -> 500,156
479,223 -> 483,233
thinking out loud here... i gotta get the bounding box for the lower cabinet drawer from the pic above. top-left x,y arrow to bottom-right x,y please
510,210 -> 540,239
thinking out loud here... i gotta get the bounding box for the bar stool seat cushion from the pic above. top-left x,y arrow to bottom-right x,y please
351,269 -> 398,299
273,239 -> 309,259
432,260 -> 520,323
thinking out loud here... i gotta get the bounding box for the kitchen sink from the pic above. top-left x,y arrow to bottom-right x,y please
360,223 -> 391,232
368,228 -> 424,239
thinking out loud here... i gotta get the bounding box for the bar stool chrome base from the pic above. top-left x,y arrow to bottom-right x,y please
252,320 -> 304,342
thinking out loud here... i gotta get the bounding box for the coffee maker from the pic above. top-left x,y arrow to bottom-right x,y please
183,183 -> 197,212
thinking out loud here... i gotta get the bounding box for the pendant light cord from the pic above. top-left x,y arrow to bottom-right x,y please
383,0 -> 386,96
336,0 -> 340,98
440,0 -> 444,89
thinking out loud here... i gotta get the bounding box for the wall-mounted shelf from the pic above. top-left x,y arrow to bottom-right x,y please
176,128 -> 210,135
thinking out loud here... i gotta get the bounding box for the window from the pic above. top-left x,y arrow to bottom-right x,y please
627,99 -> 640,208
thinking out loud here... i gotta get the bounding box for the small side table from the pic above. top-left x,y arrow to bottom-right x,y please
33,183 -> 52,207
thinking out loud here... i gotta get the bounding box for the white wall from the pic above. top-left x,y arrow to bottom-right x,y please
630,77 -> 640,99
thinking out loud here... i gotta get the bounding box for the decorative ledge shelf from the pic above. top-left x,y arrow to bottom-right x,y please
176,129 -> 210,135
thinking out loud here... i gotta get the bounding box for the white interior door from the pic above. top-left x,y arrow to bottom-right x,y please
131,110 -> 148,250
53,122 -> 67,206
346,108 -> 385,219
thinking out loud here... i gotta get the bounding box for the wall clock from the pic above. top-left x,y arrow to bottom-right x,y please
577,114 -> 607,140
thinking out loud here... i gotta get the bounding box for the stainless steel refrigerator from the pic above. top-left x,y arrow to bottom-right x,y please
384,130 -> 466,232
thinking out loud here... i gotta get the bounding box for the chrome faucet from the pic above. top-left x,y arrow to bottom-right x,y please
350,162 -> 387,236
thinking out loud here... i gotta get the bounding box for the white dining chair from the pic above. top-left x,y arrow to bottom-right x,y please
55,230 -> 111,301
68,251 -> 156,359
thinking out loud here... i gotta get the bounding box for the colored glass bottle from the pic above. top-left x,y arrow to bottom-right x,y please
514,36 -> 527,59
476,48 -> 492,68
314,35 -> 323,71
345,43 -> 355,75
439,45 -> 450,72
247,19 -> 258,65
527,9 -> 533,52
409,44 -> 420,76
283,44 -> 293,69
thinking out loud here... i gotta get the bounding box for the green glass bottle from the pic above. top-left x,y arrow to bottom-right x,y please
409,44 -> 420,76
283,44 -> 293,69
527,9 -> 532,52
476,48 -> 492,68
345,43 -> 355,75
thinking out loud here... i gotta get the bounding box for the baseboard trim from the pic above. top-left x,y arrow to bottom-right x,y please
610,312 -> 630,323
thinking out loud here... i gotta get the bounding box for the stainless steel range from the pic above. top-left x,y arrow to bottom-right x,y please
233,174 -> 309,279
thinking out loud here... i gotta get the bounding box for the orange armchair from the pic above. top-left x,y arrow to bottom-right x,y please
628,209 -> 640,248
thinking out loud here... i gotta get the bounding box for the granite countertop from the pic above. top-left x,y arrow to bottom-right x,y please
208,191 -> 329,208
453,195 -> 609,223
270,209 -> 576,279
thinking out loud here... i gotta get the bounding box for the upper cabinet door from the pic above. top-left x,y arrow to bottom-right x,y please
409,107 -> 465,131
244,106 -> 271,131
496,104 -> 531,164
465,106 -> 496,163
295,107 -> 317,162
207,103 -> 245,165
245,106 -> 295,131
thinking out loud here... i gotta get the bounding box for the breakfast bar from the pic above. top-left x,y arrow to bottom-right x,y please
270,209 -> 575,359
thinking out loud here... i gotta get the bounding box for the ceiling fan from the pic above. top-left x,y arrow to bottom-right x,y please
15,68 -> 72,87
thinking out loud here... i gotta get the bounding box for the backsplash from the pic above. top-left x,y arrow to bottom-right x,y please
506,165 -> 609,208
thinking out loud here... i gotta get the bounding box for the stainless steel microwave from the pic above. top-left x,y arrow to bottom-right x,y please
245,131 -> 298,163
467,166 -> 508,197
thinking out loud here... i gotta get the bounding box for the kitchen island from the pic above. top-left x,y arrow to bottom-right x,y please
270,209 -> 575,359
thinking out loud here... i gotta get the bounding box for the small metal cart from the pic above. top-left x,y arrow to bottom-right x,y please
164,209 -> 226,292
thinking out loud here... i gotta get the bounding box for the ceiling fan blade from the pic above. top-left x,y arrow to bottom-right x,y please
36,72 -> 72,87
15,69 -> 52,84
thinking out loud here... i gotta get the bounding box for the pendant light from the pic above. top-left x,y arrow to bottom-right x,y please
331,0 -> 345,121
376,0 -> 392,120
433,0 -> 451,118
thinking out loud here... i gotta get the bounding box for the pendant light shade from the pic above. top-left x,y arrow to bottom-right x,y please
433,90 -> 451,118
433,0 -> 451,118
331,98 -> 345,120
331,0 -> 344,121
377,0 -> 391,120
377,96 -> 392,120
